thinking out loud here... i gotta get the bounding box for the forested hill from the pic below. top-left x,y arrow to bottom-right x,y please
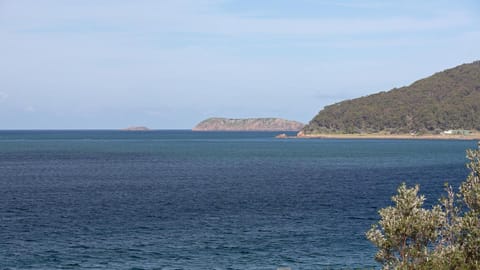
302,61 -> 480,135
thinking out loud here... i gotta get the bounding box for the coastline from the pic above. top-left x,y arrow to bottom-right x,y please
278,132 -> 480,140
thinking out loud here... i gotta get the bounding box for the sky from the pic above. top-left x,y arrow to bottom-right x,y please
0,0 -> 479,129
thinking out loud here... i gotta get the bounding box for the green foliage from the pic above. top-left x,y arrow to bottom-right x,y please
367,143 -> 480,269
367,184 -> 443,269
304,61 -> 480,134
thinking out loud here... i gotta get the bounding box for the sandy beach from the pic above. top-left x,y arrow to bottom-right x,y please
279,132 -> 480,140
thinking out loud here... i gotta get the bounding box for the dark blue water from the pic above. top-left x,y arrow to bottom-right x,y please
0,130 -> 477,269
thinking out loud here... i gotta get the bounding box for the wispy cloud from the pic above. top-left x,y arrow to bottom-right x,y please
0,91 -> 8,102
2,1 -> 474,38
24,105 -> 35,112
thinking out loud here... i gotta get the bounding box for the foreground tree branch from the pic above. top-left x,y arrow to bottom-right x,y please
367,143 -> 480,269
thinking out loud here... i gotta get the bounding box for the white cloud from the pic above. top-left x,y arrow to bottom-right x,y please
24,105 -> 35,112
0,91 -> 8,102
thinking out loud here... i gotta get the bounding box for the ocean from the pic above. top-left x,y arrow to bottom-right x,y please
0,130 -> 476,269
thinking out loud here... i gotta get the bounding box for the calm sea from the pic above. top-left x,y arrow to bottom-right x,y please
0,130 -> 477,269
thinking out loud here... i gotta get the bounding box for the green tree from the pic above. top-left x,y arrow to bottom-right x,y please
367,143 -> 480,269
366,184 -> 443,269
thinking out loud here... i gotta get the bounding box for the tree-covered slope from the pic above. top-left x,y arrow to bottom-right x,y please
302,61 -> 480,134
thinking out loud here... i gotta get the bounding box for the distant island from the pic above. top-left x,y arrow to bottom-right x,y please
122,126 -> 150,131
301,60 -> 480,136
193,117 -> 304,131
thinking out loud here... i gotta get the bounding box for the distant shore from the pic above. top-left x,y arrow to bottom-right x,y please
277,132 -> 480,140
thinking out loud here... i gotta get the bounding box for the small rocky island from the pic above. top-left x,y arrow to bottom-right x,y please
121,126 -> 151,131
193,117 -> 304,131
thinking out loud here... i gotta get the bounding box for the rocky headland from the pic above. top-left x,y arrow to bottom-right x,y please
193,118 -> 304,131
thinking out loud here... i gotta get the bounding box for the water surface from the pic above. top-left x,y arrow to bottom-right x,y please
0,130 -> 476,269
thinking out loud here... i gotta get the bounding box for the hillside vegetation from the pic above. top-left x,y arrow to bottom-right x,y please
303,61 -> 480,134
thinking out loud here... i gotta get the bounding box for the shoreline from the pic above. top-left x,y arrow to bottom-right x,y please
277,133 -> 480,141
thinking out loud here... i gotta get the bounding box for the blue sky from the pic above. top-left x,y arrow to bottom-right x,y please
0,0 -> 479,129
